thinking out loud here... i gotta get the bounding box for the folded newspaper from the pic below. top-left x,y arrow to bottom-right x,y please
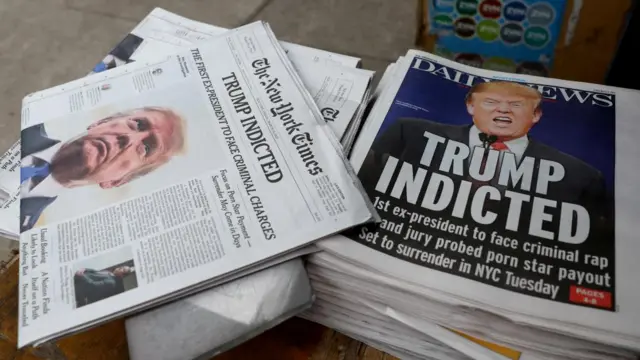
83,9 -> 370,359
0,8 -> 374,244
91,7 -> 373,154
0,7 -> 375,357
17,20 -> 378,347
305,49 -> 640,359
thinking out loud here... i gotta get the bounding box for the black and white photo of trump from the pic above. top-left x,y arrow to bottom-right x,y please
20,107 -> 186,232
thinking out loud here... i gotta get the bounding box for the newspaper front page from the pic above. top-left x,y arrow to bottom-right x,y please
0,8 -> 373,243
318,49 -> 640,350
93,7 -> 372,143
18,21 -> 375,347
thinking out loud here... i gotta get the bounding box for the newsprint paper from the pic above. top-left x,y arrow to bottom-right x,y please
0,7 -> 373,242
319,49 -> 640,350
0,141 -> 20,239
91,7 -> 372,147
18,21 -> 375,347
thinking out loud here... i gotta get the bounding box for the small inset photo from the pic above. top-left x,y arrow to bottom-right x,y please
72,246 -> 138,308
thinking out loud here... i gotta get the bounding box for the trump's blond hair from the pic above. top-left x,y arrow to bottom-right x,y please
465,81 -> 543,112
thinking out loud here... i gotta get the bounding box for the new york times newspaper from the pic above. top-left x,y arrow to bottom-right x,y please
17,21 -> 374,347
0,8 -> 373,242
319,50 -> 640,347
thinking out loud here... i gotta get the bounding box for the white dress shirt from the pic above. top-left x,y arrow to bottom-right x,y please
468,125 -> 528,163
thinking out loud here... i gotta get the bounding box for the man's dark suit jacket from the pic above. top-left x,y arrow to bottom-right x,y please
20,123 -> 61,233
74,269 -> 124,307
360,117 -> 612,243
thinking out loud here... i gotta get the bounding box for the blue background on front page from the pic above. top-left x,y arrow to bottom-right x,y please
377,58 -> 615,190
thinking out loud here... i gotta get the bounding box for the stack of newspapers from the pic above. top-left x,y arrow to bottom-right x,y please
7,6 -> 640,360
7,9 -> 380,355
302,49 -> 640,360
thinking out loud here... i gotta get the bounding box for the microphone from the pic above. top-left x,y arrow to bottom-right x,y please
478,133 -> 498,148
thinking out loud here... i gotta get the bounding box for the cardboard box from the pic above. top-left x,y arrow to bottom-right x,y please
417,0 -> 634,84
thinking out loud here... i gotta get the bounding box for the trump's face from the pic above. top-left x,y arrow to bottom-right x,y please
467,88 -> 541,141
53,109 -> 179,188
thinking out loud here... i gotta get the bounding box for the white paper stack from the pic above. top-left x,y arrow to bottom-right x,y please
127,259 -> 314,360
302,49 -> 640,359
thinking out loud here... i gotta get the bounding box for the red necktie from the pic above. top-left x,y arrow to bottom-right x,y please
491,141 -> 509,151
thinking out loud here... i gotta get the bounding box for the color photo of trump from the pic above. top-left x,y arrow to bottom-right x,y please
20,107 -> 186,232
362,80 -> 612,244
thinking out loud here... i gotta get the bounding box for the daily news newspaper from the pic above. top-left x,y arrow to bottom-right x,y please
17,21 -> 375,347
319,50 -> 640,350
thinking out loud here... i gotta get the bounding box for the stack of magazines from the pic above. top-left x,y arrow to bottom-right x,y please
9,11 -> 380,352
302,50 -> 640,360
